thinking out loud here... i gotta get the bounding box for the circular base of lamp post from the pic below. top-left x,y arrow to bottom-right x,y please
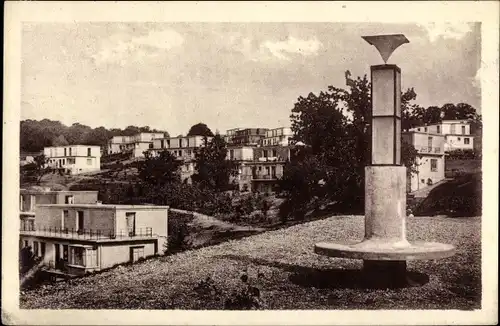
314,240 -> 455,288
314,239 -> 455,261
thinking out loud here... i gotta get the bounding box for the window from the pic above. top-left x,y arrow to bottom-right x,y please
263,150 -> 268,158
20,195 -> 24,211
265,167 -> 270,175
464,137 -> 470,144
40,242 -> 46,257
179,139 -> 183,148
131,246 -> 145,262
33,241 -> 39,256
430,159 -> 438,172
77,211 -> 84,231
167,139 -> 170,147
417,128 -> 421,131
64,148 -> 67,156
461,126 -> 466,135
69,147 -> 72,156
437,125 -> 441,134
272,149 -> 277,157
149,143 -> 153,149
450,124 -> 456,134
65,195 -> 74,204
69,247 -> 85,266
24,240 -> 28,247
424,127 -> 427,132
126,212 -> 136,236
229,149 -> 234,160
271,166 -> 276,178
87,158 -> 92,165
160,140 -> 165,148
87,148 -> 92,156
63,245 -> 69,261
62,210 -> 69,228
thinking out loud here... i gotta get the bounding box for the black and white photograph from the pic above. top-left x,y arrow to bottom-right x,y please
2,1 -> 498,325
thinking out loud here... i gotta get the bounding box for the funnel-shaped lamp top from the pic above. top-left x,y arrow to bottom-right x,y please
362,34 -> 409,63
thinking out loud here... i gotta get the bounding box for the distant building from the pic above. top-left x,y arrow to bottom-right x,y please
149,135 -> 212,183
226,128 -> 268,146
410,120 -> 474,152
223,128 -> 242,144
19,189 -> 99,231
20,151 -> 42,166
107,132 -> 166,158
44,145 -> 101,175
226,146 -> 256,191
242,145 -> 293,193
402,131 -> 446,192
261,127 -> 293,146
20,203 -> 169,277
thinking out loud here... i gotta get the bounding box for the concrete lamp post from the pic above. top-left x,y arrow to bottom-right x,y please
314,34 -> 456,287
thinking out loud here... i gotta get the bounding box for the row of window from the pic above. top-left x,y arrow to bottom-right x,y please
48,158 -> 92,167
416,125 -> 468,135
50,148 -> 93,157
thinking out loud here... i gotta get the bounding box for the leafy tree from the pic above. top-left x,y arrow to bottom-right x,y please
282,70 -> 421,215
22,154 -> 52,184
52,134 -> 69,146
187,123 -> 214,137
137,150 -> 182,187
192,135 -> 238,190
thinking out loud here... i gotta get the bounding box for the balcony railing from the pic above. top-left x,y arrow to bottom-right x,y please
252,174 -> 278,180
20,225 -> 153,240
416,146 -> 442,154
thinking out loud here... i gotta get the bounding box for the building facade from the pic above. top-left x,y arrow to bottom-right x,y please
107,132 -> 166,158
149,135 -> 212,183
261,127 -> 293,146
410,120 -> 474,152
44,145 -> 101,175
402,131 -> 446,192
20,204 -> 169,276
225,128 -> 268,146
20,189 -> 99,232
243,146 -> 292,193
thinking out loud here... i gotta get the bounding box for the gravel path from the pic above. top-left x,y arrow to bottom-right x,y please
20,215 -> 481,310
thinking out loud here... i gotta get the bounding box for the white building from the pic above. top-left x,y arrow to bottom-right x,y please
149,135 -> 212,183
44,145 -> 101,175
402,131 -> 446,192
261,127 -> 293,146
410,120 -> 474,152
107,132 -> 166,158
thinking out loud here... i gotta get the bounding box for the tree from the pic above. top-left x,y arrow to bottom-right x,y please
52,134 -> 69,146
187,123 -> 214,137
192,135 -> 238,190
282,70 -> 420,214
22,154 -> 52,184
137,150 -> 182,187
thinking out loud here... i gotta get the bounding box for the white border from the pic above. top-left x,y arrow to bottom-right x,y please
3,1 -> 499,325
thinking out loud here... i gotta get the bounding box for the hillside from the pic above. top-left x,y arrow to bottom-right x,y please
414,172 -> 482,217
20,215 -> 481,310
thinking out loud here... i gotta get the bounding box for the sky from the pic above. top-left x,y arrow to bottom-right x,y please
21,22 -> 481,136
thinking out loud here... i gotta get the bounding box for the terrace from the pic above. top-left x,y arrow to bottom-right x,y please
20,225 -> 154,241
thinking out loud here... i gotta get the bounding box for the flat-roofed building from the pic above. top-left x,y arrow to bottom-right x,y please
20,203 -> 168,276
44,145 -> 101,175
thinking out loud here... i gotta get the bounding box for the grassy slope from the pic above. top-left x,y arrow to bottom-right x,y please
20,215 -> 481,310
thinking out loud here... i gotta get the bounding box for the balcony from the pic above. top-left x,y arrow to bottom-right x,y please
20,225 -> 153,240
416,146 -> 442,154
252,174 -> 278,181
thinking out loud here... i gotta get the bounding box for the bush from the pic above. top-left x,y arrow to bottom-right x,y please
166,210 -> 194,254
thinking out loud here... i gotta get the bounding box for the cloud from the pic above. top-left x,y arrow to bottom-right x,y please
260,36 -> 323,61
419,23 -> 473,42
91,28 -> 184,66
